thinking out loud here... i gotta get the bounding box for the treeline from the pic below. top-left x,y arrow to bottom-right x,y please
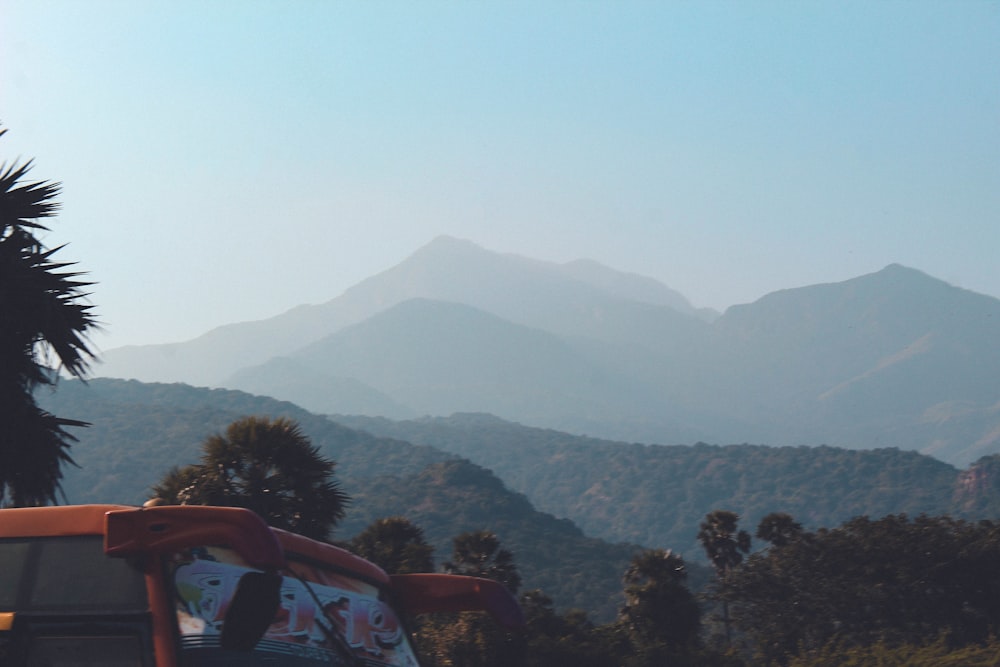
721,512 -> 1000,664
358,510 -> 1000,666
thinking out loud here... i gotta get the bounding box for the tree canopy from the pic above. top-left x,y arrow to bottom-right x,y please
417,530 -> 526,667
724,513 -> 1000,664
0,126 -> 97,507
620,549 -> 701,652
444,529 -> 522,595
349,516 -> 434,574
150,415 -> 349,540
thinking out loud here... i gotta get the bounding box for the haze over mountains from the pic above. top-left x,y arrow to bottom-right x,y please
97,236 -> 1000,466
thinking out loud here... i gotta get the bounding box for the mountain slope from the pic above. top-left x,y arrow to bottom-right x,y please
226,356 -> 416,419
694,264 -> 1000,460
96,236 -> 708,386
280,298 -> 705,438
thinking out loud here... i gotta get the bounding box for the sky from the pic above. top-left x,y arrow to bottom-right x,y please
2,1 -> 998,352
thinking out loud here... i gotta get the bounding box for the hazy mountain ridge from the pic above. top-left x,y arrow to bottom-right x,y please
96,237 -> 1000,466
276,298 -> 684,434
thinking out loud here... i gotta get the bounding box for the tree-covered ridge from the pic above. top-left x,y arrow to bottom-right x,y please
328,414 -> 975,555
37,379 -> 645,617
339,459 -> 650,622
38,379 -> 456,506
41,380 -> 1000,559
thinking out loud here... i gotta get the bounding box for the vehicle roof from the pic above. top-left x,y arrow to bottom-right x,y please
0,504 -> 132,537
0,504 -> 389,586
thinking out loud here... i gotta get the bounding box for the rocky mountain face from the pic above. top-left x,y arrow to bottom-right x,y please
95,237 -> 1000,466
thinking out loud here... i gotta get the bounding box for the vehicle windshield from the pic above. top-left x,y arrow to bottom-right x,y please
0,536 -> 147,612
169,546 -> 420,667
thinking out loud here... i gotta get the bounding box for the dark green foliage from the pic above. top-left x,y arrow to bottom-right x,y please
724,514 -> 1000,664
1,127 -> 97,507
151,416 -> 349,540
418,531 -> 526,667
755,512 -> 803,547
787,634 -> 1000,666
349,517 -> 434,574
698,510 -> 751,645
520,591 -> 621,667
445,529 -> 522,594
698,510 -> 751,576
620,549 -> 701,652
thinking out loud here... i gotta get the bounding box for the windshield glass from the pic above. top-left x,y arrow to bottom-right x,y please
0,536 -> 147,612
170,546 -> 419,667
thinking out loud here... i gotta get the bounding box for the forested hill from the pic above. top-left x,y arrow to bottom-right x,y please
337,459 -> 657,621
331,412 -> 1000,556
37,379 -> 1000,617
39,379 -> 454,505
36,379 -> 647,619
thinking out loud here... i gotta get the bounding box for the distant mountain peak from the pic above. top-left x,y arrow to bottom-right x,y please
399,236 -> 710,319
413,235 -> 490,258
875,263 -> 937,281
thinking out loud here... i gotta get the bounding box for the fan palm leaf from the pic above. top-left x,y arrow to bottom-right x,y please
0,127 -> 96,506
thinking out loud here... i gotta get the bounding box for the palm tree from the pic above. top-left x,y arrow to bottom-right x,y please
150,416 -> 349,540
620,549 -> 701,650
0,127 -> 97,507
349,517 -> 434,574
697,510 -> 752,576
421,531 -> 525,667
697,509 -> 751,644
755,511 -> 804,548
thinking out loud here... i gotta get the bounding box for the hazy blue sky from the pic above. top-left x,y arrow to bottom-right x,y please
3,1 -> 998,351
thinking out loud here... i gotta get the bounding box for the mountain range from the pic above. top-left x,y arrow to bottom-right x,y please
96,236 -> 1000,467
